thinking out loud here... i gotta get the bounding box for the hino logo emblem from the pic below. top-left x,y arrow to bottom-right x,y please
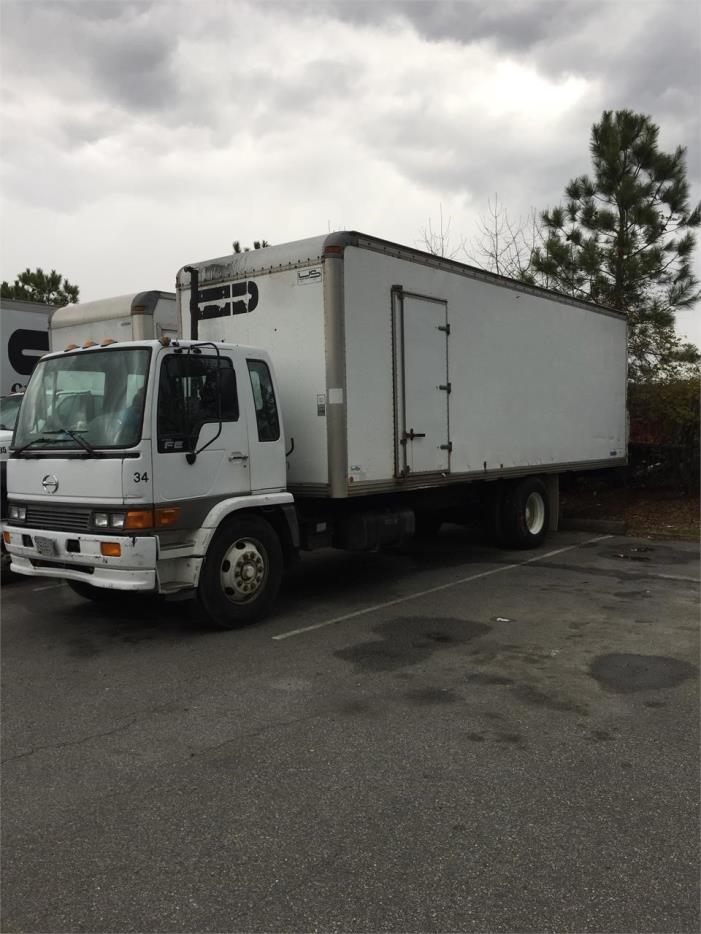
42,474 -> 59,494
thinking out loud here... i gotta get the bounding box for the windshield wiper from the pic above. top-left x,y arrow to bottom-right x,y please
13,429 -> 101,457
60,428 -> 100,456
12,436 -> 62,454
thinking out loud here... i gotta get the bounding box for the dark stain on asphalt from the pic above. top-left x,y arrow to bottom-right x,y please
466,672 -> 514,686
644,700 -> 667,708
465,730 -> 524,746
404,687 -> 459,705
602,545 -> 697,566
613,590 -> 653,600
643,546 -> 697,565
608,552 -> 651,563
337,699 -> 377,717
590,653 -> 697,693
334,617 -> 490,673
496,731 -> 523,745
591,729 -> 615,742
511,683 -> 588,715
66,636 -> 101,659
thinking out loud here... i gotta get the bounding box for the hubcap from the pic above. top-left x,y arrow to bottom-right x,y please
220,537 -> 267,603
525,492 -> 546,535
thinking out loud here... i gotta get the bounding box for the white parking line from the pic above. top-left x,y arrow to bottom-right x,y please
272,534 -> 613,641
649,573 -> 700,584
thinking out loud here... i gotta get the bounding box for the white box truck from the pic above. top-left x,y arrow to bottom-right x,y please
1,291 -> 176,571
2,233 -> 627,626
49,290 -> 177,350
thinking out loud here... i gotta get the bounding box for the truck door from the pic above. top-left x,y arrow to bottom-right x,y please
153,350 -> 250,506
392,288 -> 450,477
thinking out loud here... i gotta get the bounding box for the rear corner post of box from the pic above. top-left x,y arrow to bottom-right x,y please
323,251 -> 348,497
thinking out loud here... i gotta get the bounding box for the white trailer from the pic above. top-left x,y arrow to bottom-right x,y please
50,291 -> 177,351
3,233 -> 627,626
0,298 -> 52,394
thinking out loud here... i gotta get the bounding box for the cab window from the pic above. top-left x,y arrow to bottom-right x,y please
247,360 -> 279,442
157,354 -> 238,453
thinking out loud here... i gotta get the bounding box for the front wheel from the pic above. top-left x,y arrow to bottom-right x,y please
197,515 -> 283,629
493,477 -> 550,549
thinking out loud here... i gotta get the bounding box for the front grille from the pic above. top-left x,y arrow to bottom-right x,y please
25,503 -> 93,533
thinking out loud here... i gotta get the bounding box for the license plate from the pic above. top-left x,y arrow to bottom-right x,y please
34,536 -> 57,557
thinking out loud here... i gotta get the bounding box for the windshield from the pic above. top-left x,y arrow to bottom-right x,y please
0,395 -> 23,432
14,348 -> 150,451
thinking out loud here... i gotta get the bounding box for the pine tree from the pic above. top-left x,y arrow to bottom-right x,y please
232,239 -> 270,253
1,267 -> 79,306
526,110 -> 700,380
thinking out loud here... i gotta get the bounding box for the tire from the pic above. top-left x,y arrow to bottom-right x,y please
494,477 -> 549,549
197,515 -> 283,628
67,579 -> 121,602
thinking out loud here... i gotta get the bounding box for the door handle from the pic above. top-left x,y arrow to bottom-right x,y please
229,452 -> 249,463
405,429 -> 426,441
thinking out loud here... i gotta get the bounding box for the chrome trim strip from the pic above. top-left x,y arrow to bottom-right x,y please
345,458 -> 628,496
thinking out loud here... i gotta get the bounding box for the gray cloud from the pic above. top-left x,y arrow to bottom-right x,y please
1,0 -> 176,113
1,0 -> 698,348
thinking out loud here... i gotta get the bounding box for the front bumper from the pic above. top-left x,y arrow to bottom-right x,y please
2,525 -> 158,591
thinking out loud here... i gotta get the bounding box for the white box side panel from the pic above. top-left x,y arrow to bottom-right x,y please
344,247 -> 627,482
48,315 -> 133,352
1,306 -> 51,392
192,266 -> 328,487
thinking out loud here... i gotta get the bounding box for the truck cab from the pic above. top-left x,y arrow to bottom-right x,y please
3,338 -> 297,625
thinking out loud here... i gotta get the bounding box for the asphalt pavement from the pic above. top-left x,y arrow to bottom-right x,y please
1,528 -> 699,933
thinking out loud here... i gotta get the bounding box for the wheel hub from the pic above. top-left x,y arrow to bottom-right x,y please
525,491 -> 546,535
220,539 -> 267,603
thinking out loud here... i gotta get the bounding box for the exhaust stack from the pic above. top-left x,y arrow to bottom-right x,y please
183,266 -> 199,340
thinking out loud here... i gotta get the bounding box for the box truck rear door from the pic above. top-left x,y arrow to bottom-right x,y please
393,291 -> 450,476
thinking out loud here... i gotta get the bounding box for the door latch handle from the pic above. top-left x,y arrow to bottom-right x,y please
404,429 -> 426,441
229,452 -> 249,462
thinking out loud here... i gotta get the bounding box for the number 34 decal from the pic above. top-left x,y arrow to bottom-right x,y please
132,471 -> 149,483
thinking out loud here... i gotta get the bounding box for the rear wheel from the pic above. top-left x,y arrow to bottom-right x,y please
198,515 -> 283,628
493,477 -> 549,549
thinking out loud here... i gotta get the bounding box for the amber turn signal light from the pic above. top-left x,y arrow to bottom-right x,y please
100,542 -> 122,557
124,509 -> 154,530
155,506 -> 181,528
2,531 -> 10,544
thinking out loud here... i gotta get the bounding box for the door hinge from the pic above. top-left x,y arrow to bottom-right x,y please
440,442 -> 453,452
437,323 -> 450,335
439,382 -> 451,394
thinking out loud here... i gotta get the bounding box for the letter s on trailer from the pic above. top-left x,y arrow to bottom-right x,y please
2,232 -> 627,628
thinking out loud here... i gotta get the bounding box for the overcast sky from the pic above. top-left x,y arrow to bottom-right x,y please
2,0 -> 700,344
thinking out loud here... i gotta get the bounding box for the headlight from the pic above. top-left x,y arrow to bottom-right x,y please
9,504 -> 26,522
109,513 -> 125,529
93,512 -> 109,528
